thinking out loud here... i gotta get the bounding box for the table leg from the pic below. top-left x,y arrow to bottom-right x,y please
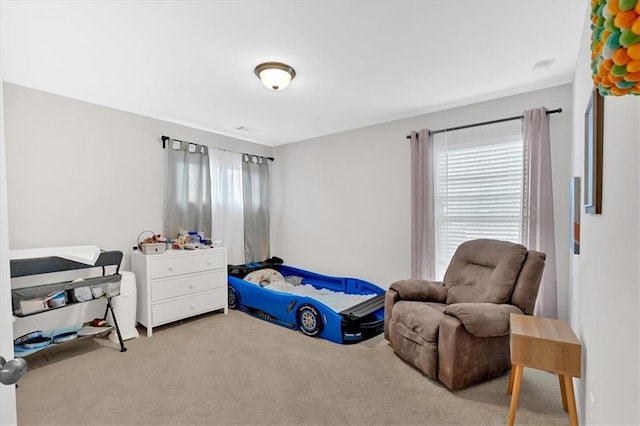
559,374 -> 568,412
508,364 -> 515,395
507,364 -> 524,426
562,375 -> 578,426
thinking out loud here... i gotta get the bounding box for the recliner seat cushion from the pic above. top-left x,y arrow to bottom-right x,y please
444,239 -> 527,305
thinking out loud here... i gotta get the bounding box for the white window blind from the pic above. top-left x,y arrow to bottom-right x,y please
433,121 -> 524,278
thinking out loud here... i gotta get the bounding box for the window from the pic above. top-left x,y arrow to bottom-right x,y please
164,141 -> 212,239
433,121 -> 524,278
164,139 -> 270,265
175,153 -> 213,205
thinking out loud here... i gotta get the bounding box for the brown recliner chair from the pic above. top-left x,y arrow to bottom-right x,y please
384,239 -> 545,390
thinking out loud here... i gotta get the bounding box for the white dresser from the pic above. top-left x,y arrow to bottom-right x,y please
131,248 -> 227,336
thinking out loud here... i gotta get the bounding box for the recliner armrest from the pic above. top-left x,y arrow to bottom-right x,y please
443,303 -> 524,338
388,279 -> 447,303
384,288 -> 401,340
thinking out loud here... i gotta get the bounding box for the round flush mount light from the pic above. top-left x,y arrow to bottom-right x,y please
254,62 -> 296,91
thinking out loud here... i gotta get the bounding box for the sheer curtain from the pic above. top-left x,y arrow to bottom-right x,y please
410,129 -> 436,279
242,155 -> 270,263
523,108 -> 557,318
210,150 -> 244,265
164,140 -> 212,239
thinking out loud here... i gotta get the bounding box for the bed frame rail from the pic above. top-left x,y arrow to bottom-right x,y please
339,293 -> 385,321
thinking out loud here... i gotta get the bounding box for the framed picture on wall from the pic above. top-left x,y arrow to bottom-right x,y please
584,88 -> 603,214
571,177 -> 580,255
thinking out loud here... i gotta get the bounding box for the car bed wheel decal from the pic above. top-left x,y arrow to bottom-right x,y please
228,286 -> 238,309
302,312 -> 315,328
298,305 -> 322,337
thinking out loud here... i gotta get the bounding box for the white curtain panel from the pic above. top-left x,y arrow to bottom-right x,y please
410,129 -> 436,280
522,108 -> 558,319
209,150 -> 245,265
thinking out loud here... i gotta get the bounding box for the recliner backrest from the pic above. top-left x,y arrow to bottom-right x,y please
444,239 -> 528,305
509,250 -> 546,315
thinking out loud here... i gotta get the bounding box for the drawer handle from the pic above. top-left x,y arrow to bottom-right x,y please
207,261 -> 212,265
189,283 -> 195,289
168,266 -> 174,271
190,304 -> 195,310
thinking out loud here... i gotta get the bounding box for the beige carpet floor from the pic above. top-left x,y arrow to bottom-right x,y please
16,310 -> 569,425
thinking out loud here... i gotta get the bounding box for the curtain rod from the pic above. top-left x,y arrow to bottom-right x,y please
404,108 -> 563,139
161,135 -> 275,161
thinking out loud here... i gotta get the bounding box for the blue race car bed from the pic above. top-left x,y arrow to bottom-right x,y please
227,257 -> 385,344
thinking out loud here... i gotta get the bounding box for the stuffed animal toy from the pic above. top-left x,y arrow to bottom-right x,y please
140,233 -> 165,245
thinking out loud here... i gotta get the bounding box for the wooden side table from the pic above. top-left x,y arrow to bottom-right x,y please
508,314 -> 582,426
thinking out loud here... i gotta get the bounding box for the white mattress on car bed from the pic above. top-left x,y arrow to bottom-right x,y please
264,280 -> 376,313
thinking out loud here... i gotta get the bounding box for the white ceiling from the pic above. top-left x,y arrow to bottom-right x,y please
1,1 -> 588,146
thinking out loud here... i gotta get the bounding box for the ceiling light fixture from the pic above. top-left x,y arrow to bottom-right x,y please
254,62 -> 296,91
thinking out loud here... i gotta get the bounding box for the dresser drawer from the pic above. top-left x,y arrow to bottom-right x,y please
151,288 -> 226,326
151,270 -> 226,302
149,250 -> 225,279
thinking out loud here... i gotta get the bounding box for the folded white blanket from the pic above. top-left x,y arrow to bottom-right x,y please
10,245 -> 102,266
265,280 -> 375,312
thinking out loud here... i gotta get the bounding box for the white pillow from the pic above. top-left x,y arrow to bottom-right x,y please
244,268 -> 285,287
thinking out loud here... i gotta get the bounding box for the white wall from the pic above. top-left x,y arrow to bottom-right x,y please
272,84 -> 573,320
3,83 -> 272,270
570,11 -> 640,426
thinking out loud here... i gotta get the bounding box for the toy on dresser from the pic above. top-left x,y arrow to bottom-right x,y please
137,231 -> 167,255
